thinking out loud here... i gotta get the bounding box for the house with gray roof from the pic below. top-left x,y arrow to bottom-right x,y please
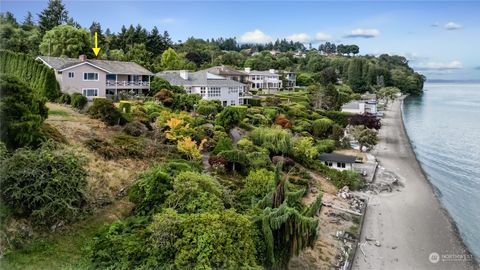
36,55 -> 153,99
319,153 -> 357,171
156,70 -> 248,106
341,100 -> 378,115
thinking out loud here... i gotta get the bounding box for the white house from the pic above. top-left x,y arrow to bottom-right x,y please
319,153 -> 356,171
243,68 -> 282,93
156,70 -> 248,106
341,100 -> 378,115
36,55 -> 153,100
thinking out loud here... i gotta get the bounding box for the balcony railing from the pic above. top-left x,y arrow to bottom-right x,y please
106,80 -> 150,87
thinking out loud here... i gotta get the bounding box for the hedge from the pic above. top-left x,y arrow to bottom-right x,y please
0,50 -> 61,101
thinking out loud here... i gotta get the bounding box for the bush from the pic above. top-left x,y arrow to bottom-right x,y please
0,74 -> 48,150
312,118 -> 334,138
274,114 -> 292,129
246,151 -> 272,170
212,136 -> 233,155
320,110 -> 351,127
154,89 -> 174,106
241,169 -> 275,201
57,93 -> 71,104
71,93 -> 88,109
123,121 -> 147,137
118,101 -> 132,113
215,106 -> 247,130
316,139 -> 336,153
197,99 -> 222,118
0,142 -> 89,225
129,166 -> 173,214
88,98 -> 127,126
165,171 -> 225,213
293,136 -> 318,163
250,126 -> 293,155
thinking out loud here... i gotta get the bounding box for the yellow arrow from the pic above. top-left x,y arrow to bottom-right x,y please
92,32 -> 101,56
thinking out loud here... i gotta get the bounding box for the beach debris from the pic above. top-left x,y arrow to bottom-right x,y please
374,241 -> 381,247
338,186 -> 351,199
392,246 -> 397,250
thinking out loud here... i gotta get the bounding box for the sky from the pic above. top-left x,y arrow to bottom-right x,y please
2,0 -> 479,80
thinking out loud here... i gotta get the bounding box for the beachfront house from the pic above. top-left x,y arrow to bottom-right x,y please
319,153 -> 356,171
243,68 -> 283,93
156,70 -> 249,106
36,55 -> 153,100
341,100 -> 378,115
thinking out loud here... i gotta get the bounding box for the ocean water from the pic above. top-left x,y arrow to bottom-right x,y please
402,83 -> 480,259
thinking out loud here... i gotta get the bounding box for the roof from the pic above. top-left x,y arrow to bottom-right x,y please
244,70 -> 280,76
36,56 -> 153,75
342,101 -> 361,110
156,70 -> 246,87
319,153 -> 356,163
206,66 -> 246,76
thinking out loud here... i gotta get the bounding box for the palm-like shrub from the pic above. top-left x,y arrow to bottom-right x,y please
250,126 -> 293,156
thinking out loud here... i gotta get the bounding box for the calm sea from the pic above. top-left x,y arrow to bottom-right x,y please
403,83 -> 480,259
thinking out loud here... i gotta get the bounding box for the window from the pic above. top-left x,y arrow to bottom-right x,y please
82,88 -> 98,97
200,87 -> 206,97
83,72 -> 99,81
230,100 -> 236,105
324,161 -> 333,167
68,72 -> 74,78
223,101 -> 227,106
207,87 -> 221,97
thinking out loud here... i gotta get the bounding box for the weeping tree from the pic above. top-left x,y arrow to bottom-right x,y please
256,166 -> 321,269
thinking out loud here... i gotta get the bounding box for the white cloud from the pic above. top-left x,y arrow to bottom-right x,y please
344,28 -> 380,38
415,60 -> 463,70
444,22 -> 462,30
239,29 -> 273,43
286,33 -> 311,43
315,32 -> 332,41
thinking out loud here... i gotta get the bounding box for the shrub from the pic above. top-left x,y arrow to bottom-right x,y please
250,126 -> 293,155
71,93 -> 88,109
274,114 -> 292,129
41,122 -> 67,144
123,121 -> 147,137
241,169 -> 275,201
212,136 -> 233,155
293,136 -> 319,163
84,137 -> 122,159
154,89 -> 174,106
246,151 -> 272,170
0,74 -> 48,150
350,113 -> 381,130
320,111 -> 351,127
197,99 -> 222,118
129,166 -> 173,214
316,139 -> 336,153
88,98 -> 127,126
118,101 -> 132,113
112,134 -> 145,157
173,210 -> 258,268
215,106 -> 247,130
0,142 -> 89,225
57,93 -> 71,104
165,171 -> 225,213
312,118 -> 334,138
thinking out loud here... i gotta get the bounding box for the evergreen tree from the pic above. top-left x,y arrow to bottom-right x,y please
38,0 -> 69,34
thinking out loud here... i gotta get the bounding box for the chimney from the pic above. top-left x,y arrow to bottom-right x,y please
269,69 -> 275,74
79,54 -> 87,61
244,67 -> 251,73
179,70 -> 189,80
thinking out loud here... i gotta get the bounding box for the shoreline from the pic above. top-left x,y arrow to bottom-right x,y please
400,96 -> 479,264
352,96 -> 478,269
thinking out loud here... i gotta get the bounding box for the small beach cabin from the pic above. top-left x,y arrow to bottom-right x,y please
319,153 -> 356,171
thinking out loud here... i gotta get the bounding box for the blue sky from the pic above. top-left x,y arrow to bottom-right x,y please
2,0 -> 479,80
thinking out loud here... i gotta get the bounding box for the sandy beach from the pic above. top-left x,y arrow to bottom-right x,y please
352,96 -> 478,270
